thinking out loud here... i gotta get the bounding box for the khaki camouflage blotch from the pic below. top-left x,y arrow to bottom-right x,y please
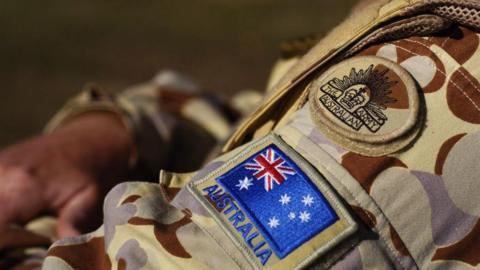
0,0 -> 475,269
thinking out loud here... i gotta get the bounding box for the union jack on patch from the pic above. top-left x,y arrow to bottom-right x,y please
245,148 -> 296,191
190,134 -> 358,265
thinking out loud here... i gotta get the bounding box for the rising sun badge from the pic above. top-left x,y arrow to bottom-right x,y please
318,64 -> 397,133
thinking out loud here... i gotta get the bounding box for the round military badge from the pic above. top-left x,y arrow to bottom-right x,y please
308,56 -> 422,156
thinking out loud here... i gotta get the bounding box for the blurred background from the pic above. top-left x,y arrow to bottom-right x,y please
0,0 -> 356,148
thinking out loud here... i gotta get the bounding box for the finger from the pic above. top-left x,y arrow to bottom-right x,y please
57,184 -> 102,238
0,166 -> 45,233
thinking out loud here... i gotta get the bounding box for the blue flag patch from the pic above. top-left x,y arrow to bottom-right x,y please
216,144 -> 338,258
188,134 -> 357,270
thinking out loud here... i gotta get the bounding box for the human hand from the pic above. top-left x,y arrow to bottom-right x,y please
0,113 -> 133,237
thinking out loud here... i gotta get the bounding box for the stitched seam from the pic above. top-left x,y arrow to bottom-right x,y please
458,67 -> 480,95
298,151 -> 408,269
122,183 -> 244,268
189,134 -> 358,270
155,176 -> 244,269
440,36 -> 450,48
310,104 -> 377,151
358,207 -> 376,227
345,15 -> 447,58
308,56 -> 419,147
404,38 -> 480,96
310,101 -> 408,154
308,98 -> 420,156
404,37 -> 480,98
282,131 -> 410,270
195,222 -> 244,270
158,183 -> 172,203
390,40 -> 480,112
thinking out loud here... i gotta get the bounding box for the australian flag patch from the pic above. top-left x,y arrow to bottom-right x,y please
188,134 -> 357,270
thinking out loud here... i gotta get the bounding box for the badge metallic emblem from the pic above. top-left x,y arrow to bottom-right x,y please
309,56 -> 421,151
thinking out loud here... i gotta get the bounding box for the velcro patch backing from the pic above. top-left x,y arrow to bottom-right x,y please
188,134 -> 357,270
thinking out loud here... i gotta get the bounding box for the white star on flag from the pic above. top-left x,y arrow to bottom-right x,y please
268,216 -> 280,228
236,177 -> 253,190
302,194 -> 314,207
299,211 -> 311,223
288,212 -> 296,220
279,193 -> 291,205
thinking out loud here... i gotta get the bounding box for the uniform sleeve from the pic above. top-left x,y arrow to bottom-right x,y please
44,70 -> 261,176
39,1 -> 480,270
42,177 -> 243,270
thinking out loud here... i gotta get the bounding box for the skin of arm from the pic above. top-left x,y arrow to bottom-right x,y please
0,112 -> 134,237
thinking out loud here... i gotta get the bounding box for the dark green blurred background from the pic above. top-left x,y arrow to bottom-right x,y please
0,1 -> 356,148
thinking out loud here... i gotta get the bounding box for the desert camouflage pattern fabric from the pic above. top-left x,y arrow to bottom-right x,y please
0,73 -> 262,270
2,0 -> 480,269
44,70 -> 262,176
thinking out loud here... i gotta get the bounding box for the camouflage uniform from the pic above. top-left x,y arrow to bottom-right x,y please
3,0 -> 480,269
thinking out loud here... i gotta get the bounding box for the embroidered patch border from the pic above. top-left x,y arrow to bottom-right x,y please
187,134 -> 357,270
309,56 -> 420,144
307,56 -> 423,157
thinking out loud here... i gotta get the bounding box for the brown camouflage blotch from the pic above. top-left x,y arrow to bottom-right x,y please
432,219 -> 480,266
395,38 -> 430,63
157,88 -> 196,114
357,44 -> 382,57
389,225 -> 410,257
182,208 -> 193,218
164,186 -> 181,202
117,258 -> 126,270
434,133 -> 466,175
351,205 -> 377,229
48,237 -> 112,270
430,26 -> 480,65
359,38 -> 446,94
121,195 -> 141,205
447,67 -> 480,124
0,227 -> 51,252
374,65 -> 409,109
128,215 -> 192,259
394,38 -> 446,93
341,153 -> 407,193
